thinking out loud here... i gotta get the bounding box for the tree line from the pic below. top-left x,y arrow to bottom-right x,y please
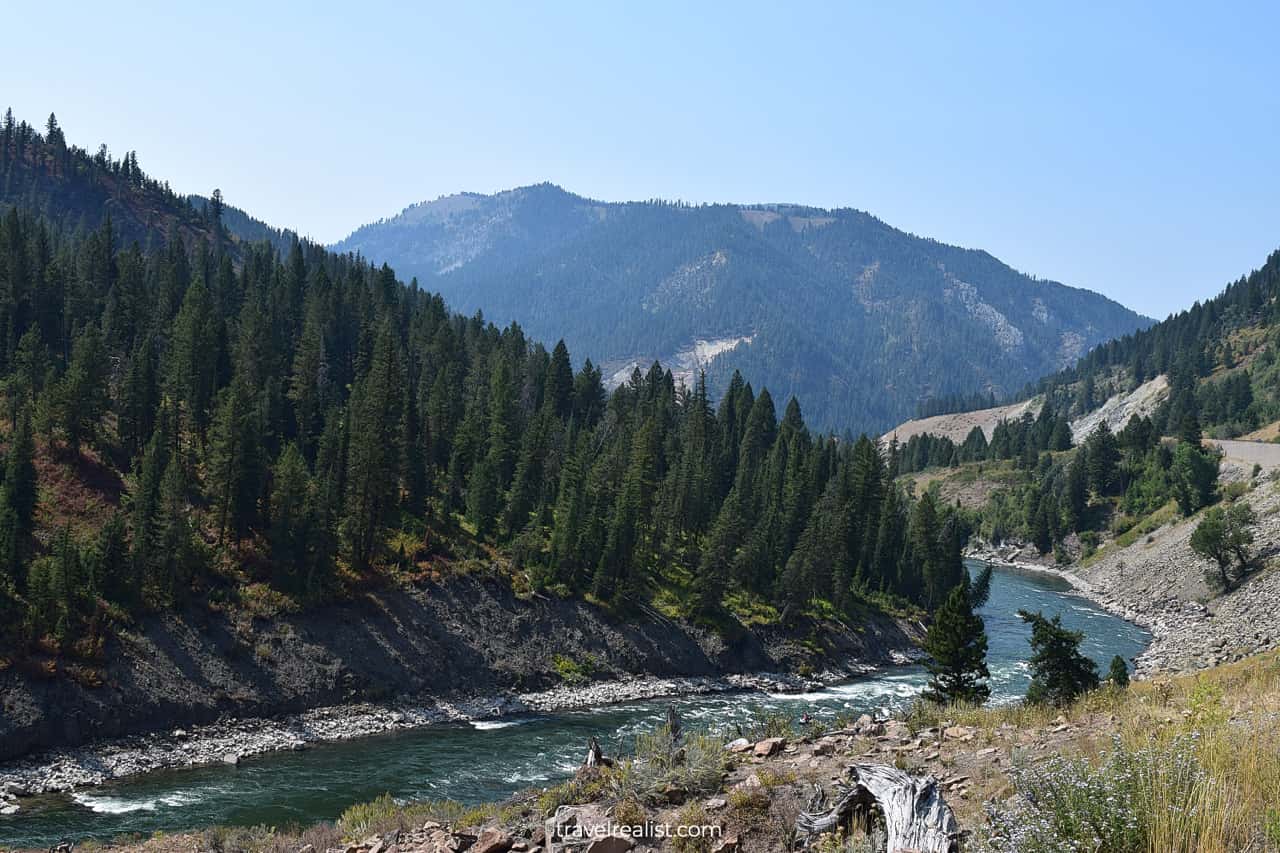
0,127 -> 983,655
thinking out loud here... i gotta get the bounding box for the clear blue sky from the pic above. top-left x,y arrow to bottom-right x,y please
5,1 -> 1278,318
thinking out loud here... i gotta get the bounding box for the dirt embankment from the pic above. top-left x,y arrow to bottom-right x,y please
881,398 -> 1040,445
883,373 -> 1172,447
0,576 -> 918,765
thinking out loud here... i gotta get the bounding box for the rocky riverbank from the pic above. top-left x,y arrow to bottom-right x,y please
968,473 -> 1280,678
0,659 -> 929,805
0,572 -> 920,771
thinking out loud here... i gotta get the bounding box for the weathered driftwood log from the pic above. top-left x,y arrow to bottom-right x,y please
795,764 -> 960,852
582,736 -> 614,768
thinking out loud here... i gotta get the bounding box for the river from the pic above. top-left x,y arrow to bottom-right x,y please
0,563 -> 1149,847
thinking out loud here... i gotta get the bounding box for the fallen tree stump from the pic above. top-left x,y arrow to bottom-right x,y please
795,763 -> 960,852
581,736 -> 614,768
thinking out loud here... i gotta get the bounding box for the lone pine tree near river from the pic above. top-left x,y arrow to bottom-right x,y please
0,111 -> 978,665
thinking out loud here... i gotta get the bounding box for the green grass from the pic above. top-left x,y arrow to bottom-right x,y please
551,653 -> 597,684
1082,500 -> 1179,566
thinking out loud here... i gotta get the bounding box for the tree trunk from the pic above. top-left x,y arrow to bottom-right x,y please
795,764 -> 960,852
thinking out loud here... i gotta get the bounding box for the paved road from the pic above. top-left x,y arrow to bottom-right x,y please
1206,438 -> 1280,471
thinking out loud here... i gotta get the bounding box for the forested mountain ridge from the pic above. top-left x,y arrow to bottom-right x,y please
0,108 -> 978,735
0,111 -> 227,256
334,184 -> 1152,434
1021,249 -> 1280,441
879,246 -> 1280,584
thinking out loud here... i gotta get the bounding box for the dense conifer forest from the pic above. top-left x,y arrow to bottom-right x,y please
0,111 -> 974,661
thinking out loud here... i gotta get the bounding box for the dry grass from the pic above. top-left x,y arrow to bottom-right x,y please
973,652 -> 1280,851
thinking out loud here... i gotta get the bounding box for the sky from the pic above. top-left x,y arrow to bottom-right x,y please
4,1 -> 1278,319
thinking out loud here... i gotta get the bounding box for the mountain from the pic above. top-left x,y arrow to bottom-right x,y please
334,184 -> 1152,434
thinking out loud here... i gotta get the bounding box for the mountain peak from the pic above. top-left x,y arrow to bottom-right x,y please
334,190 -> 1150,433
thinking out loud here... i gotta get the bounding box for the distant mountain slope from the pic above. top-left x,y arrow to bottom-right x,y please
334,184 -> 1152,433
1022,249 -> 1280,441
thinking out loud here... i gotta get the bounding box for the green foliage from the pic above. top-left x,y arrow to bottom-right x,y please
1171,441 -> 1219,515
986,737 -> 1207,852
1190,501 -> 1257,592
551,653 -> 597,685
921,581 -> 990,705
1019,609 -> 1099,706
1108,654 -> 1130,687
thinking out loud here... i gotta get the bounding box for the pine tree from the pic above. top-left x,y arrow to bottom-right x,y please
1019,610 -> 1099,705
544,340 -> 574,419
270,444 -> 315,590
165,277 -> 219,450
208,377 -> 263,542
1108,655 -> 1129,687
342,323 -> 402,570
55,325 -> 108,453
3,412 -> 38,536
922,580 -> 990,705
119,335 -> 159,461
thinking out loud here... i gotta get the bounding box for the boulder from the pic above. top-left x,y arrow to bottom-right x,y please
726,737 -> 752,753
545,804 -> 614,851
943,726 -> 974,740
425,828 -> 465,852
753,737 -> 786,757
472,827 -> 514,853
585,838 -> 633,853
711,836 -> 740,853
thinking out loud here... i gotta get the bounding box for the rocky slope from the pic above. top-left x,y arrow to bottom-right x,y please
883,373 -> 1170,446
0,574 -> 918,767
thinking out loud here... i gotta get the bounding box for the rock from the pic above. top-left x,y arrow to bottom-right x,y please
712,836 -> 740,853
425,829 -> 464,852
585,838 -> 633,853
943,725 -> 974,740
297,846 -> 315,853
472,827 -> 514,853
546,804 -> 612,851
884,720 -> 911,740
0,802 -> 19,815
753,737 -> 786,757
726,737 -> 752,753
1,781 -> 28,797
812,740 -> 834,756
704,797 -> 727,811
222,752 -> 241,766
